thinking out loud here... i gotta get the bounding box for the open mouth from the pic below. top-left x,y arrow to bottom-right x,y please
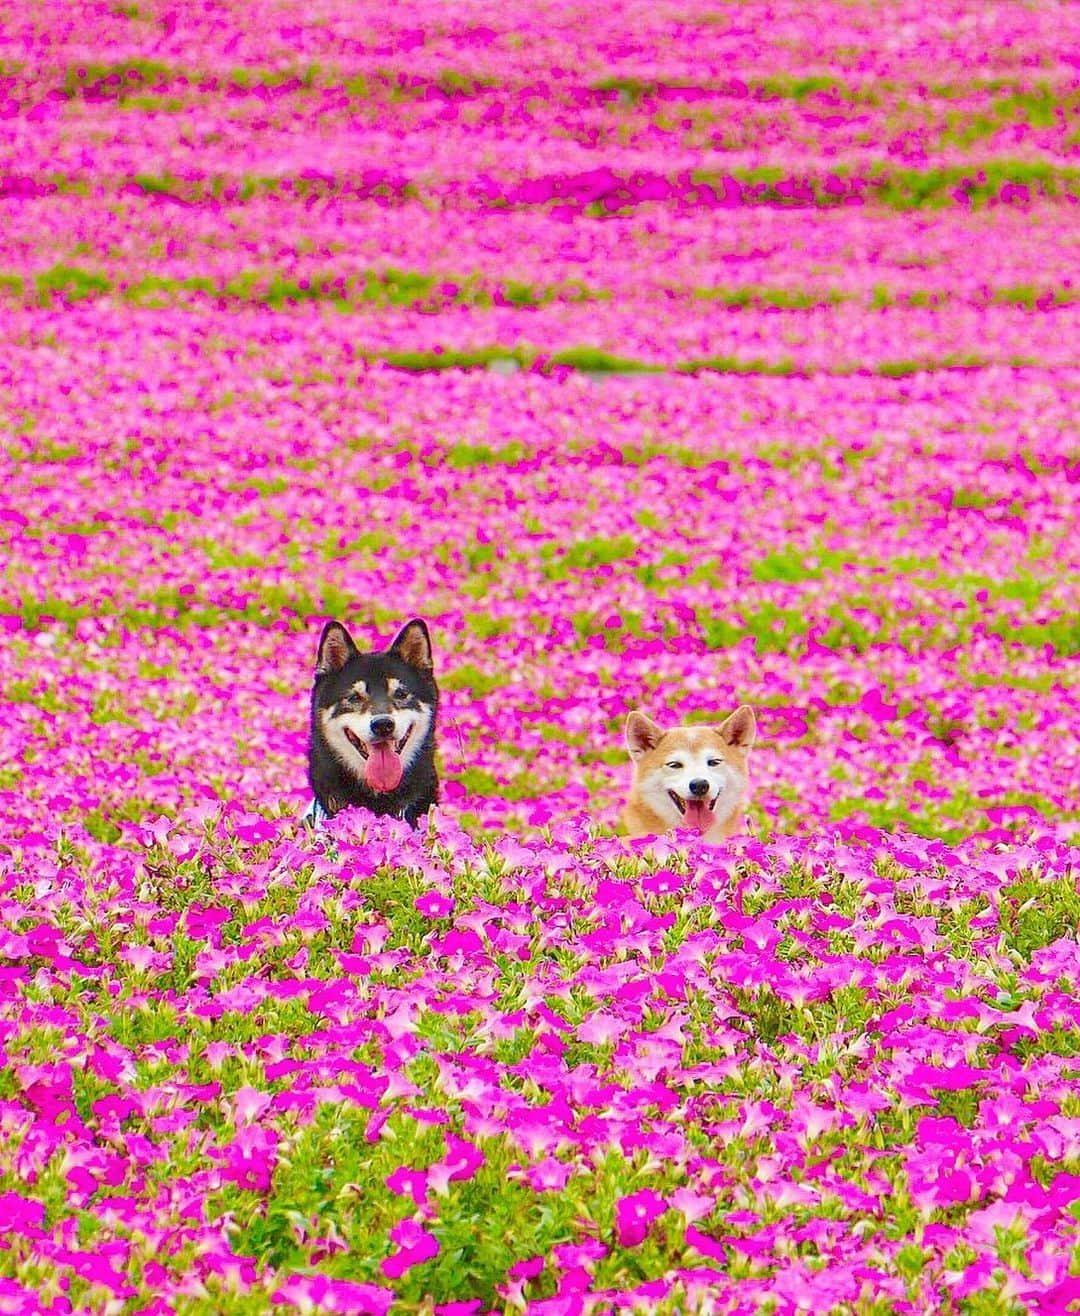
344,725 -> 414,758
668,789 -> 719,815
344,727 -> 369,759
668,789 -> 720,814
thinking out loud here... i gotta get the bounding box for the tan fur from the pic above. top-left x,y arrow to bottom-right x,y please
394,620 -> 433,670
622,707 -> 756,844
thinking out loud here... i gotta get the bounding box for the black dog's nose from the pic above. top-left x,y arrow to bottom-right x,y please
688,779 -> 710,798
370,716 -> 395,739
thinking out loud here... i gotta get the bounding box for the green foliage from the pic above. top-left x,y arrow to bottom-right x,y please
443,440 -> 532,468
545,347 -> 660,374
35,264 -> 111,304
380,347 -> 531,372
675,354 -> 804,376
541,535 -> 638,578
441,664 -> 504,696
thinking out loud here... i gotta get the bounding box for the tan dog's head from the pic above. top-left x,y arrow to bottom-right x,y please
625,707 -> 756,837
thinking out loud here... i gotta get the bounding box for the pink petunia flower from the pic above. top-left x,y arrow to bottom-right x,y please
427,1135 -> 485,1195
415,891 -> 456,919
385,1167 -> 428,1206
615,1189 -> 667,1246
381,1218 -> 440,1278
523,1157 -> 573,1192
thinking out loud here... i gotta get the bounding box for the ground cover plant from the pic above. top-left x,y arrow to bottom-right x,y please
1,0 -> 1079,1311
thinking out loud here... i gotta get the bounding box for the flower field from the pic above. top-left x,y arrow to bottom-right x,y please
2,1 -> 1080,1312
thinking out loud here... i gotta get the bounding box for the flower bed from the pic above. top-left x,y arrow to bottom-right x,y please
1,0 -> 1078,1310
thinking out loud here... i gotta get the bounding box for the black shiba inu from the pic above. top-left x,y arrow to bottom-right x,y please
307,618 -> 438,826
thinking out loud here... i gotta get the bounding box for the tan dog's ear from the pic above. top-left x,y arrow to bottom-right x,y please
626,710 -> 663,760
316,621 -> 358,676
388,618 -> 433,671
719,705 -> 756,750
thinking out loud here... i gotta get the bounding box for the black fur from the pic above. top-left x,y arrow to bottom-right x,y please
308,619 -> 438,825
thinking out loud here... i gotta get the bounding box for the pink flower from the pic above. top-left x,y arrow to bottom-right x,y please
615,1189 -> 667,1246
641,869 -> 686,897
523,1157 -> 573,1192
576,1012 -> 629,1046
382,1219 -> 440,1278
275,1275 -> 394,1314
385,1167 -> 428,1205
669,1187 -> 714,1223
0,1191 -> 45,1235
118,943 -> 170,973
685,1226 -> 727,1261
427,1135 -> 485,1194
551,1240 -> 608,1270
415,891 -> 455,919
508,1257 -> 545,1280
231,1085 -> 272,1125
215,1127 -> 278,1193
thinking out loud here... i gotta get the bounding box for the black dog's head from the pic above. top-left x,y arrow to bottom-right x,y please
311,619 -> 437,794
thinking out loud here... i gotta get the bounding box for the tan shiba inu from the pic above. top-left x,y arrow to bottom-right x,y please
622,706 -> 756,842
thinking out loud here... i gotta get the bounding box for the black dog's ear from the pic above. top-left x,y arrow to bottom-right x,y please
626,710 -> 663,761
388,618 -> 433,671
315,621 -> 358,676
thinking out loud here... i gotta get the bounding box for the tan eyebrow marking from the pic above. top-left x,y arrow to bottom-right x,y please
336,680 -> 369,711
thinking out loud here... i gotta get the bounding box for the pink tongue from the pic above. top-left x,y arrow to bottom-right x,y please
366,742 -> 403,793
683,800 -> 712,835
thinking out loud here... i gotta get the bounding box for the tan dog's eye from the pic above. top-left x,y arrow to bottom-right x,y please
707,758 -> 721,767
667,761 -> 683,770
